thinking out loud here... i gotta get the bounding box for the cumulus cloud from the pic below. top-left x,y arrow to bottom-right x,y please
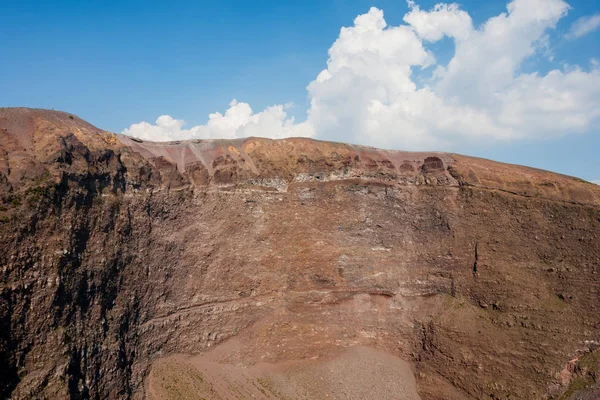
567,13 -> 600,39
593,180 -> 600,185
123,100 -> 313,141
403,2 -> 473,41
124,0 -> 600,151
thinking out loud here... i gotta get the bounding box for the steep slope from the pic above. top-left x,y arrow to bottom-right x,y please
0,108 -> 599,400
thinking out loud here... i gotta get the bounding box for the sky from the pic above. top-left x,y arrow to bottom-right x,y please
1,0 -> 599,183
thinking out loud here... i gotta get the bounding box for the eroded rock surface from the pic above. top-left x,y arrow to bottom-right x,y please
1,108 -> 599,400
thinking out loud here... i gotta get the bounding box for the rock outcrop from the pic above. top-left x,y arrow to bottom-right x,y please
1,107 -> 599,399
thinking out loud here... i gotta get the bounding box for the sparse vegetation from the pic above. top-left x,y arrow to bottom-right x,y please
558,376 -> 593,400
9,196 -> 21,207
25,185 -> 53,204
579,351 -> 599,372
556,351 -> 600,400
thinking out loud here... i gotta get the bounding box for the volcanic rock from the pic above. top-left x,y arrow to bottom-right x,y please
1,107 -> 599,400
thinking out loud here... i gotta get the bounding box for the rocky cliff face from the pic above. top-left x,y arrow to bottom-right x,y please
1,107 -> 599,400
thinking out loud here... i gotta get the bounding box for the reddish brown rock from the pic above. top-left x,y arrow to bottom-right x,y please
0,108 -> 599,400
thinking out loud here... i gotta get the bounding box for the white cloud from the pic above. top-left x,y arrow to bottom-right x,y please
592,180 -> 600,185
122,100 -> 313,141
403,2 -> 473,41
124,0 -> 600,151
567,13 -> 600,39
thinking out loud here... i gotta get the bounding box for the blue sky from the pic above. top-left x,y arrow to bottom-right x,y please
1,0 -> 599,182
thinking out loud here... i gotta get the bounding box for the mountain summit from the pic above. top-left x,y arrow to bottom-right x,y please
1,108 -> 599,399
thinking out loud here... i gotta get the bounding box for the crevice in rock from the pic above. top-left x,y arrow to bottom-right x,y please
473,241 -> 479,276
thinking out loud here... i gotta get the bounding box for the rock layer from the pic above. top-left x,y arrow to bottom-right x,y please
0,108 -> 599,399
